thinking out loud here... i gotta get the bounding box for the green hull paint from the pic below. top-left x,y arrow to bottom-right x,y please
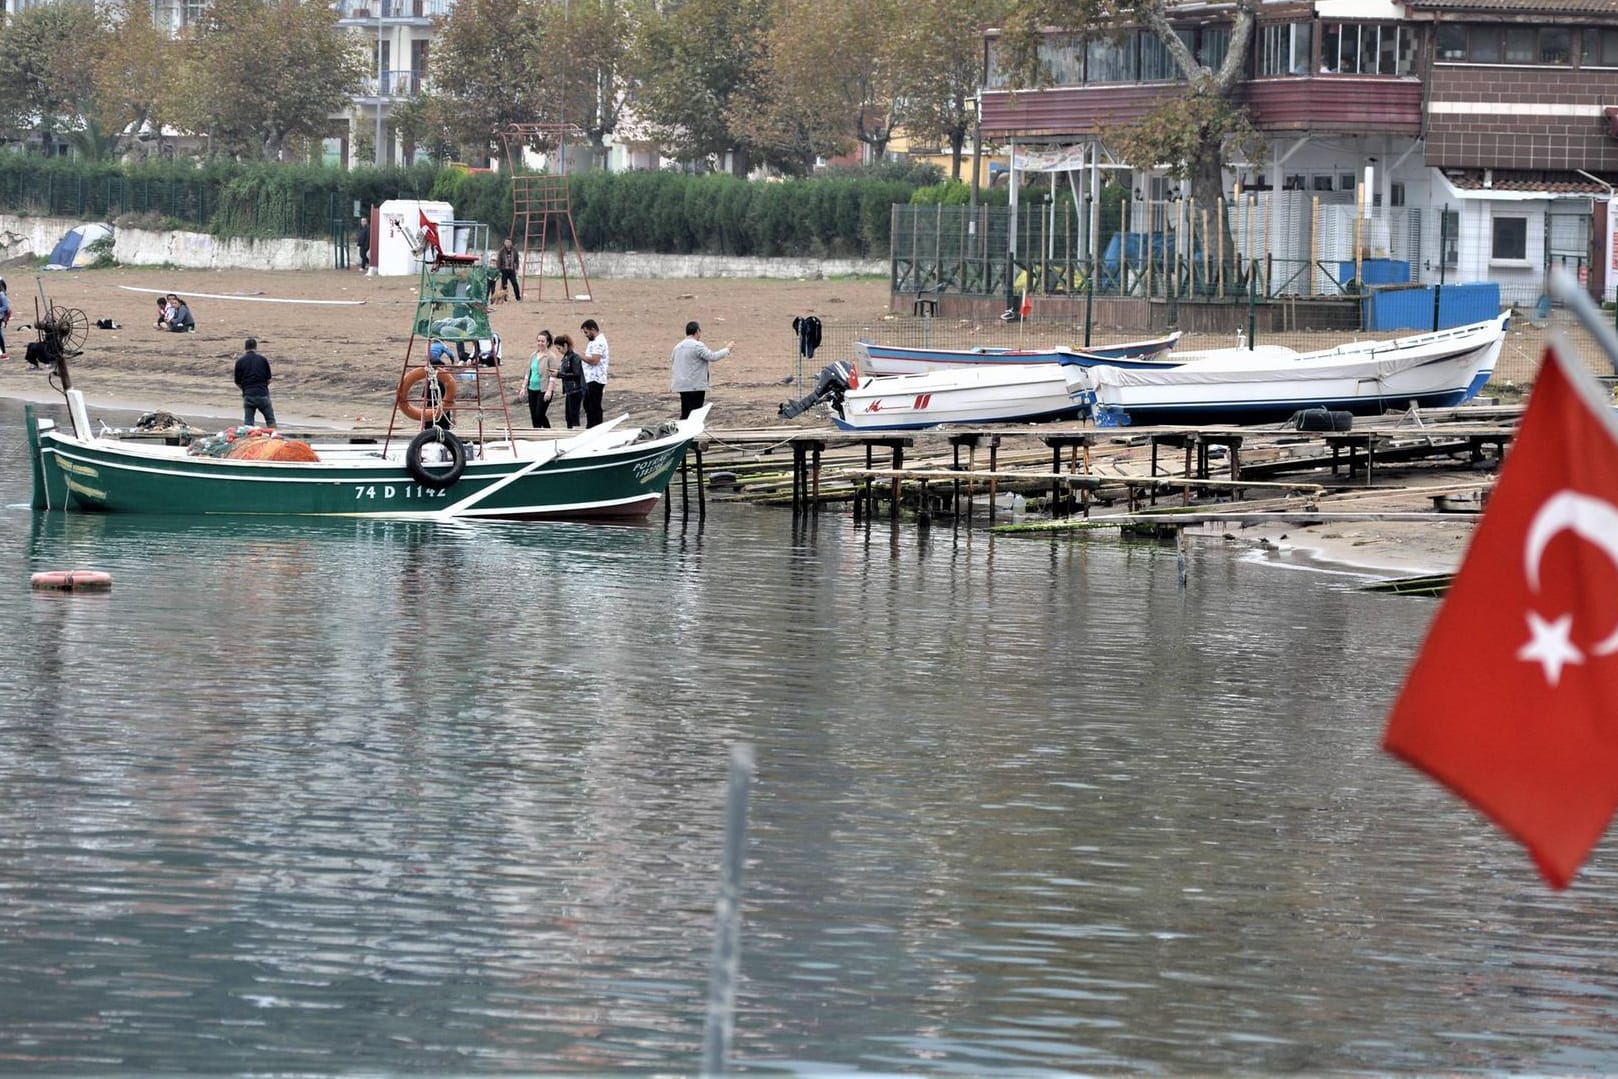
32,427 -> 694,519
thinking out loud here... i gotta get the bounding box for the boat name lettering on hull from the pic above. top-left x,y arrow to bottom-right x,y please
353,484 -> 449,500
633,449 -> 681,484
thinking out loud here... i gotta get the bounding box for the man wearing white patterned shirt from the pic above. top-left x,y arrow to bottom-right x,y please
580,318 -> 609,428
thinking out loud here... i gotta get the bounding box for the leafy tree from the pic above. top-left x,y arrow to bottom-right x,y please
749,0 -> 909,165
630,0 -> 773,174
899,0 -> 1005,181
0,3 -> 104,147
999,0 -> 1262,223
90,0 -> 175,161
427,0 -> 545,163
173,0 -> 367,160
535,0 -> 640,170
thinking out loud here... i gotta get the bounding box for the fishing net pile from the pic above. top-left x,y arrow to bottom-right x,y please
186,426 -> 320,462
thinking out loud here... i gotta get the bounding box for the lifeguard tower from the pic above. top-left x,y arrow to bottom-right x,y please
500,123 -> 593,303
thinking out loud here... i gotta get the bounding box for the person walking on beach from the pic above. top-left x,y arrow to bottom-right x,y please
524,329 -> 559,428
0,278 -> 10,361
555,333 -> 586,429
356,215 -> 371,272
579,318 -> 608,427
496,238 -> 522,301
234,338 -> 276,427
670,320 -> 733,419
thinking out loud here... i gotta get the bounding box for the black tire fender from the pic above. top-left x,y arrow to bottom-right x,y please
405,428 -> 467,489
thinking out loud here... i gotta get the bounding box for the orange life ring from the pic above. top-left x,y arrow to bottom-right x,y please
396,366 -> 457,422
31,570 -> 113,592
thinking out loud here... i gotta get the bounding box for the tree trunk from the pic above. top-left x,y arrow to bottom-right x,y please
1190,140 -> 1240,288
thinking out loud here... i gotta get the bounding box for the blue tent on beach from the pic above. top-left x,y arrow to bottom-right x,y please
45,223 -> 113,270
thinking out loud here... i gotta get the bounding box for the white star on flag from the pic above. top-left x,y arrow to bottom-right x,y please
1518,610 -> 1583,686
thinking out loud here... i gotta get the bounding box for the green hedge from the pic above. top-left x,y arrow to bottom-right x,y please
0,155 -> 921,258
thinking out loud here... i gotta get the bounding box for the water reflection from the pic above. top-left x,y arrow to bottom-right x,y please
4,399 -> 1618,1072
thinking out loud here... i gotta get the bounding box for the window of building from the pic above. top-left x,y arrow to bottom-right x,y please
1436,24 -> 1466,61
1140,33 -> 1179,80
1442,210 -> 1459,267
1440,25 -> 1572,65
1339,173 -> 1357,192
1491,216 -> 1528,261
1195,27 -> 1231,69
1582,27 -> 1618,67
1035,41 -> 1084,85
1540,28 -> 1571,64
1319,22 -> 1413,74
1086,35 -> 1138,83
1390,182 -> 1405,207
985,25 -> 1230,87
1258,22 -> 1313,76
1313,175 -> 1335,192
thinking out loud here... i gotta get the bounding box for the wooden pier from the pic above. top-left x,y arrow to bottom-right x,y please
692,403 -> 1521,525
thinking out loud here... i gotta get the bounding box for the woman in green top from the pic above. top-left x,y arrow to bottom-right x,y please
525,329 -> 560,428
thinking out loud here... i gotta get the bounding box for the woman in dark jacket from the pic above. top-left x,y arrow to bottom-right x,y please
554,333 -> 586,429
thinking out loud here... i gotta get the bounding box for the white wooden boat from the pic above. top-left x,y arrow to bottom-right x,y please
826,364 -> 1091,431
854,331 -> 1182,377
1069,313 -> 1508,426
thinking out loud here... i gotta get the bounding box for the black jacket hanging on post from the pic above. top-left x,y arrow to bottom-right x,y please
792,315 -> 822,359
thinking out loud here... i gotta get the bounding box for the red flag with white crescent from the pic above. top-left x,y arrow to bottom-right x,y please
1384,341 -> 1618,888
418,209 -> 442,260
1019,286 -> 1032,320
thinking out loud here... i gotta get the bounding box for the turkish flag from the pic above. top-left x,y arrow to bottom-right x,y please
1019,287 -> 1032,320
1384,340 -> 1618,888
418,209 -> 442,260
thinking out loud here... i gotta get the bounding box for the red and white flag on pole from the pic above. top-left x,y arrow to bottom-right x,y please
1383,340 -> 1618,888
1019,285 -> 1032,320
418,209 -> 442,261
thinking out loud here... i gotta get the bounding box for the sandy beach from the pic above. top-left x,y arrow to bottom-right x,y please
3,266 -> 1496,575
1,267 -> 890,428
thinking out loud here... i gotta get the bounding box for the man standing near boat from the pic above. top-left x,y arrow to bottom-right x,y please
670,320 -> 733,419
234,338 -> 276,428
579,318 -> 609,428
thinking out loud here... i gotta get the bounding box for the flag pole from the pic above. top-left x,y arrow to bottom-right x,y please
1548,267 -> 1618,376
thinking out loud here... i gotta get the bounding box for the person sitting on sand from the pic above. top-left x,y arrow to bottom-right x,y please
158,294 -> 194,333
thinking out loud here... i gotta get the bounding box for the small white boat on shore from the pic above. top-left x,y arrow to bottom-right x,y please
777,360 -> 1090,431
1068,313 -> 1509,426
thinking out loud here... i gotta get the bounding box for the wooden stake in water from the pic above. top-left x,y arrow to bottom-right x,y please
701,743 -> 755,1077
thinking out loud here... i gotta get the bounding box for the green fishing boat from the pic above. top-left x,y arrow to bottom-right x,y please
27,247 -> 704,521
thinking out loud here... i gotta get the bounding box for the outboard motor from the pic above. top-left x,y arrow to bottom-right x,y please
779,359 -> 855,420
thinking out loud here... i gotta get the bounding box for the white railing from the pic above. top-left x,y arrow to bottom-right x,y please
335,0 -> 452,21
362,69 -> 430,97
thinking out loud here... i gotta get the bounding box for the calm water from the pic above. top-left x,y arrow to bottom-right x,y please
4,396 -> 1618,1074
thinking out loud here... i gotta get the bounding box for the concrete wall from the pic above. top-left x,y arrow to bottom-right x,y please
0,213 -> 330,270
0,213 -> 886,279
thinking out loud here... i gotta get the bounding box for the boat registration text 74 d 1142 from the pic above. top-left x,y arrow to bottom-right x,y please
354,484 -> 451,501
